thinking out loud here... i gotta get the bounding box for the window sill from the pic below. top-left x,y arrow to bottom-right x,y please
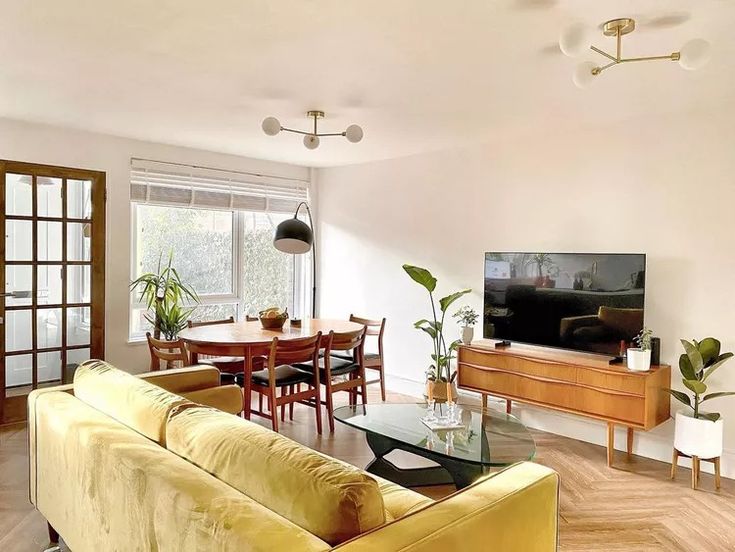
127,336 -> 148,345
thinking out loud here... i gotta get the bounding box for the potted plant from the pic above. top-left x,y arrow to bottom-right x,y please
627,327 -> 653,371
670,337 -> 734,460
130,251 -> 199,340
403,264 -> 470,402
453,305 -> 479,345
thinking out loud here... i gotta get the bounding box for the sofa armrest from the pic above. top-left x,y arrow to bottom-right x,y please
559,314 -> 600,342
335,462 -> 559,552
137,365 -> 222,393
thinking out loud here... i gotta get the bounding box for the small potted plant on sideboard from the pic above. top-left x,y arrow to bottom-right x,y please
628,327 -> 653,371
671,337 -> 734,460
453,305 -> 479,345
403,264 -> 470,402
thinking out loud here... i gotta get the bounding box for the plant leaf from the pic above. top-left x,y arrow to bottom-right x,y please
702,352 -> 734,381
682,378 -> 707,395
681,339 -> 704,375
701,391 -> 735,403
438,289 -> 471,313
678,354 -> 696,381
668,389 -> 692,408
698,337 -> 721,365
402,264 -> 437,293
699,412 -> 721,422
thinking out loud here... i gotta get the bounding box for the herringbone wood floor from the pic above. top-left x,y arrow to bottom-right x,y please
2,389 -> 734,551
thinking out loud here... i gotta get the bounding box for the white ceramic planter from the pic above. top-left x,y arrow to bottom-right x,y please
461,326 -> 474,345
627,348 -> 651,371
674,412 -> 724,458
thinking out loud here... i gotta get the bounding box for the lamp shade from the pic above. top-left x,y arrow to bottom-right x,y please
262,117 -> 281,136
344,124 -> 364,143
274,217 -> 313,254
559,23 -> 590,58
679,39 -> 711,71
304,134 -> 320,149
573,61 -> 598,89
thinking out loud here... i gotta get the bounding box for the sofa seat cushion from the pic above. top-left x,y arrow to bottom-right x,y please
180,385 -> 242,415
166,405 -> 386,545
74,360 -> 191,446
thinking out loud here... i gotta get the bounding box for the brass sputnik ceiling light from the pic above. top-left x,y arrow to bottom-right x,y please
560,18 -> 711,88
261,111 -> 364,150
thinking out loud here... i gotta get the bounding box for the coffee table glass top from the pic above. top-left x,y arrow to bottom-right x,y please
334,403 -> 535,467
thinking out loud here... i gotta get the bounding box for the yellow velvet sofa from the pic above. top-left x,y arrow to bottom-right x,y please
28,361 -> 560,551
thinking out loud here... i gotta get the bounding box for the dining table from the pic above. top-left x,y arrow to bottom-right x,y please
178,318 -> 364,418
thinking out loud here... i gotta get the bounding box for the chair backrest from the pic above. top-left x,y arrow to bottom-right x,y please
268,332 -> 324,369
146,332 -> 190,371
187,316 -> 235,328
328,327 -> 367,357
245,315 -> 258,322
349,315 -> 384,355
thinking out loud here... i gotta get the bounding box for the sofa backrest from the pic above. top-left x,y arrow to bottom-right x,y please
74,360 -> 191,445
166,404 -> 386,546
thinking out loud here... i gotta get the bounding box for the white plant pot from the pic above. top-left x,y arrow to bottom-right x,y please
626,348 -> 651,371
461,326 -> 474,345
674,412 -> 724,459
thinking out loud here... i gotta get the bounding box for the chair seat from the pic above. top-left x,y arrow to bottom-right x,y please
237,365 -> 314,387
295,357 -> 359,378
330,352 -> 379,362
200,356 -> 265,374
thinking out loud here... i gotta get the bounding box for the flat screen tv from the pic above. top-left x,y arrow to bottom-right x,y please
484,252 -> 645,355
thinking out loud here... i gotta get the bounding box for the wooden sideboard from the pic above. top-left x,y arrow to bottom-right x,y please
457,340 -> 671,466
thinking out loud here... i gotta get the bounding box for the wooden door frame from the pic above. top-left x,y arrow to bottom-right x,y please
1,160 -> 106,423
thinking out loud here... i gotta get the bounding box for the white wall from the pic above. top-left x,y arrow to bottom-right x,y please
0,117 -> 309,373
316,108 -> 735,476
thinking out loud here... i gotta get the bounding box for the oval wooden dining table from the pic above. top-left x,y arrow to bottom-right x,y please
178,318 -> 364,418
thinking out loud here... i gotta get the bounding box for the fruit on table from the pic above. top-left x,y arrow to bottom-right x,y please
260,307 -> 286,319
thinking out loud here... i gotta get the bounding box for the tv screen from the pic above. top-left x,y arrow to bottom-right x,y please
483,252 -> 645,355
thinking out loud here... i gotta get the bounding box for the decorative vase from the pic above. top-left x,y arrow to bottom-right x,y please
461,326 -> 474,345
674,412 -> 724,459
626,348 -> 651,371
425,380 -> 458,403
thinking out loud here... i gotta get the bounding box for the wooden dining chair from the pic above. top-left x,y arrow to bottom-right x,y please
297,327 -> 367,432
346,315 -> 386,401
146,333 -> 190,371
249,333 -> 324,434
187,316 -> 264,385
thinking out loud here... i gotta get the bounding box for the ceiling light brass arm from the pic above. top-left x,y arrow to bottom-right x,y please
619,52 -> 681,63
590,46 -> 617,63
279,127 -> 348,137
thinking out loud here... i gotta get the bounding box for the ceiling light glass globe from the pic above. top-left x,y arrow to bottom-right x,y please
559,23 -> 591,58
261,117 -> 281,136
572,61 -> 599,89
344,124 -> 364,143
303,134 -> 320,150
679,39 -> 711,71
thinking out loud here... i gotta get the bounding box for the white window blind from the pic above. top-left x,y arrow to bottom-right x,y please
130,158 -> 309,213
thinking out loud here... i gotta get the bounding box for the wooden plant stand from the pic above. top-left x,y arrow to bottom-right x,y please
671,448 -> 721,490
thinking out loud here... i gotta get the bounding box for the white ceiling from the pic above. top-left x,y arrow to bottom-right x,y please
1,0 -> 733,167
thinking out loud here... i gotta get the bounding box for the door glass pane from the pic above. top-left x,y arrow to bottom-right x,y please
38,221 -> 63,261
5,265 -> 33,307
67,222 -> 91,261
5,354 -> 32,389
37,308 -> 62,349
5,310 -> 32,352
6,220 -> 33,261
67,306 -> 91,346
38,265 -> 63,305
67,265 -> 91,304
5,173 -> 33,216
36,177 -> 63,218
37,351 -> 62,386
66,348 -> 90,381
68,179 -> 92,219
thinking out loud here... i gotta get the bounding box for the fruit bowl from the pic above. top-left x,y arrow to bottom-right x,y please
259,308 -> 288,330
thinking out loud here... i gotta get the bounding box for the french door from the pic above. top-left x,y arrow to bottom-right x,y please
1,161 -> 106,423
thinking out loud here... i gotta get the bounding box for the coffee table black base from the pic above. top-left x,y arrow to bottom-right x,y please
365,432 -> 484,489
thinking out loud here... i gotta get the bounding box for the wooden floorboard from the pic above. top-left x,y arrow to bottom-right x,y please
2,389 -> 733,551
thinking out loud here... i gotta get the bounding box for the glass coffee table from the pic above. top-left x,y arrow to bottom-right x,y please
334,403 -> 535,489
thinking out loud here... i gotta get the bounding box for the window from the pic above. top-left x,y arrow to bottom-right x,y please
129,160 -> 310,339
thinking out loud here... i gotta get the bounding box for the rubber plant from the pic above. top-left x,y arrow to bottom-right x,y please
669,337 -> 735,421
402,264 -> 470,383
130,251 -> 199,340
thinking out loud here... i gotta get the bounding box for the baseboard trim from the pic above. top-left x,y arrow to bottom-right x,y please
384,374 -> 734,480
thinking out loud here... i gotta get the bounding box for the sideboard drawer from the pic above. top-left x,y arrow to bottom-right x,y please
574,386 -> 646,426
576,369 -> 646,396
460,347 -> 577,385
